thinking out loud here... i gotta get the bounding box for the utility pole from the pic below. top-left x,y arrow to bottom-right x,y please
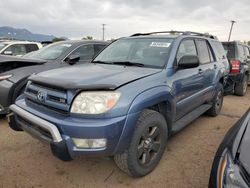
102,24 -> 106,41
228,20 -> 236,42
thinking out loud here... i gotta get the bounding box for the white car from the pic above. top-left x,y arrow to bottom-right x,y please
0,41 -> 43,57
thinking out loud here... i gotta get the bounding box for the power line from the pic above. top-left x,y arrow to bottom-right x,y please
102,24 -> 106,41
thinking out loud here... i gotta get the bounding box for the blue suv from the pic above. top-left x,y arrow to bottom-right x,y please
8,31 -> 229,177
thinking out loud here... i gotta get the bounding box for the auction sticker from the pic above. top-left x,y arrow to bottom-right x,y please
150,42 -> 171,48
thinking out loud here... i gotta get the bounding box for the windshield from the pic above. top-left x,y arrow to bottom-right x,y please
24,43 -> 72,60
94,38 -> 173,68
0,43 -> 7,51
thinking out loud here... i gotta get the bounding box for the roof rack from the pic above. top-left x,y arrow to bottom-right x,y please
130,31 -> 217,39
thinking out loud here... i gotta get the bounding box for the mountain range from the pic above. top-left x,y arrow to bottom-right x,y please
0,26 -> 56,41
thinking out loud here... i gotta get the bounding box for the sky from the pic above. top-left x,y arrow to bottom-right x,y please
0,0 -> 250,41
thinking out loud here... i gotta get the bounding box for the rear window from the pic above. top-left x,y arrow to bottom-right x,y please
211,41 -> 226,60
25,44 -> 39,53
222,43 -> 236,59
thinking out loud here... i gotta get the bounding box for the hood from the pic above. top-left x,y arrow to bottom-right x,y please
29,63 -> 162,90
0,55 -> 46,74
234,109 -> 250,175
0,54 -> 45,64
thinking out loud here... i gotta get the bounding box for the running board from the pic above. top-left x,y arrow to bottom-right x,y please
171,104 -> 212,134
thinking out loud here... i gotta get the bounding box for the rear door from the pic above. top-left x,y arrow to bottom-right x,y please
195,39 -> 217,101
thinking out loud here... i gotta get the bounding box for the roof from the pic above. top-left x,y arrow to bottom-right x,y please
0,41 -> 41,45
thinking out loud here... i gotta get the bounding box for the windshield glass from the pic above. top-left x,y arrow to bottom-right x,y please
94,38 -> 173,68
24,43 -> 72,60
0,43 -> 7,51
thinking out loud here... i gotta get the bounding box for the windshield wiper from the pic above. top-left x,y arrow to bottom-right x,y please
111,61 -> 145,67
92,60 -> 111,64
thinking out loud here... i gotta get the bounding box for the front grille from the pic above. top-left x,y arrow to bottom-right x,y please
25,82 -> 70,112
16,115 -> 53,141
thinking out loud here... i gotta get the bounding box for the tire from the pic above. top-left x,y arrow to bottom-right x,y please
206,83 -> 224,117
234,75 -> 248,96
114,109 -> 168,177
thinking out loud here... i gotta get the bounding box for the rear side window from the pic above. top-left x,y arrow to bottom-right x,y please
25,44 -> 39,53
212,41 -> 227,60
196,40 -> 211,64
70,44 -> 94,60
94,44 -> 106,55
176,40 -> 197,63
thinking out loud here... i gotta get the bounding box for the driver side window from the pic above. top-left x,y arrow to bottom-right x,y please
176,40 -> 197,63
70,44 -> 94,61
4,44 -> 27,56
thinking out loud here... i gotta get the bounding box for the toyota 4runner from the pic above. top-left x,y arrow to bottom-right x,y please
8,31 -> 229,177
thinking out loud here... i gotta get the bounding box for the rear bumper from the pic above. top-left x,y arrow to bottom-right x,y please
8,101 -> 139,160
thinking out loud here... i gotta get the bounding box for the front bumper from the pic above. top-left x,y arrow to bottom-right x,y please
8,101 -> 139,160
0,80 -> 13,114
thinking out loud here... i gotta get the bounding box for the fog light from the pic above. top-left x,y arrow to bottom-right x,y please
72,138 -> 107,149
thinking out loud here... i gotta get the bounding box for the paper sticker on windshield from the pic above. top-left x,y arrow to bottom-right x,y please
150,42 -> 171,48
61,44 -> 72,47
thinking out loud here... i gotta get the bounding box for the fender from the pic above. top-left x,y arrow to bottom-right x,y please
8,76 -> 29,105
114,86 -> 175,153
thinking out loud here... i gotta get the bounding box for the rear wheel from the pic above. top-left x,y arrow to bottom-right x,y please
206,83 -> 224,117
235,75 -> 248,96
114,109 -> 168,177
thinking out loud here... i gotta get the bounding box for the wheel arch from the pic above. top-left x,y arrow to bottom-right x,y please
114,86 -> 175,153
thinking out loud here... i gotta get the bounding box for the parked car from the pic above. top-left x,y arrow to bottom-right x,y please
209,108 -> 250,188
222,41 -> 250,96
9,31 -> 228,177
0,40 -> 108,114
0,41 -> 42,56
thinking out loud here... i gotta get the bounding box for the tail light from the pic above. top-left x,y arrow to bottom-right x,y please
230,60 -> 240,73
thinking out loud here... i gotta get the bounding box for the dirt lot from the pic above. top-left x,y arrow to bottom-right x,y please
0,89 -> 249,188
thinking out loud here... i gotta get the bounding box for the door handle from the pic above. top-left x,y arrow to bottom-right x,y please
214,64 -> 217,69
198,69 -> 203,74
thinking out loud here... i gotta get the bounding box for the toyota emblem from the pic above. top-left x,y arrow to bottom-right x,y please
37,91 -> 46,102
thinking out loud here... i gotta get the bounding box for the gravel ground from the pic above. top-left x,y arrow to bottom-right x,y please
0,88 -> 249,188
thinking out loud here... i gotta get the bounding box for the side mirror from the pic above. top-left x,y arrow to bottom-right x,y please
3,51 -> 13,56
178,55 -> 200,69
65,55 -> 80,65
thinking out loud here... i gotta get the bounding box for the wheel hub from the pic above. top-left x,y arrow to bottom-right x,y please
143,138 -> 153,149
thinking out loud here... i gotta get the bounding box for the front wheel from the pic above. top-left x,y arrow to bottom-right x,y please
114,109 -> 168,177
206,83 -> 224,117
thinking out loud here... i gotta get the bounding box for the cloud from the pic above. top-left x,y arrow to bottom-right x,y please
0,0 -> 249,41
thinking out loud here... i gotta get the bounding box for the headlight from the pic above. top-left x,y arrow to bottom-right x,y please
0,74 -> 12,81
70,91 -> 121,114
219,153 -> 248,188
